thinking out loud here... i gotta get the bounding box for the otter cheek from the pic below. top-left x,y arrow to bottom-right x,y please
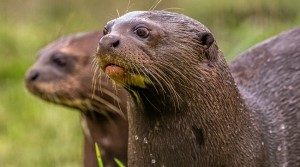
105,66 -> 126,84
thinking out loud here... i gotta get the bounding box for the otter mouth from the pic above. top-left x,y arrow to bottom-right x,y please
28,85 -> 89,110
99,58 -> 152,88
26,83 -> 67,104
103,63 -> 127,83
104,63 -> 126,74
105,63 -> 123,70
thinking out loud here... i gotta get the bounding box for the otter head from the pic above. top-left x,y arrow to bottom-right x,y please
96,11 -> 223,108
25,32 -> 120,112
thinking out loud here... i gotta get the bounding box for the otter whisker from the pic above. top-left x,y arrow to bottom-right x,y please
150,65 -> 182,109
97,86 -> 122,103
125,0 -> 133,14
89,93 -> 124,117
116,9 -> 120,18
139,64 -> 163,95
92,60 -> 99,99
89,102 -> 111,118
148,72 -> 178,110
130,61 -> 153,89
161,8 -> 185,12
96,67 -> 104,96
141,91 -> 164,113
156,62 -> 189,84
158,63 -> 197,91
112,86 -> 125,118
149,0 -> 162,11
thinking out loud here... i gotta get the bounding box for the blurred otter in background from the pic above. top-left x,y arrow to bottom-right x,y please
25,31 -> 128,167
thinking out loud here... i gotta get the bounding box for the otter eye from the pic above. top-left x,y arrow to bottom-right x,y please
134,27 -> 149,38
52,54 -> 67,67
103,27 -> 108,35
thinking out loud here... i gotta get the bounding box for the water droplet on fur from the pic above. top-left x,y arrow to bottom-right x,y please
143,137 -> 148,144
277,145 -> 282,151
261,142 -> 264,146
283,162 -> 288,167
280,124 -> 285,130
269,130 -> 273,134
135,135 -> 139,140
151,159 -> 156,164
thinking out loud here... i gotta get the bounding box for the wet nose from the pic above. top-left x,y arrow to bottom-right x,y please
26,69 -> 39,82
97,34 -> 120,53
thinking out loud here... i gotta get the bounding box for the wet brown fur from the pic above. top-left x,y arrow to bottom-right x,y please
25,32 -> 128,167
96,11 -> 300,166
231,27 -> 300,166
96,11 -> 272,166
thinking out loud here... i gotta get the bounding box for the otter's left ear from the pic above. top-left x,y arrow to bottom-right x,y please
197,32 -> 214,48
196,32 -> 217,61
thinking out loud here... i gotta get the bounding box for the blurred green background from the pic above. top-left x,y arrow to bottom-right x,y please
0,0 -> 299,166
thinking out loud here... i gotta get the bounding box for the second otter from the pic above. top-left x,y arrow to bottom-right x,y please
96,11 -> 299,166
25,32 -> 128,167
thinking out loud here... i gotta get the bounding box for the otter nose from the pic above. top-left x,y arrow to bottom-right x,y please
98,34 -> 120,53
26,70 -> 39,82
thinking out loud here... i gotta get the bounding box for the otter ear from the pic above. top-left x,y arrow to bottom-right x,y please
196,32 -> 214,48
196,32 -> 217,61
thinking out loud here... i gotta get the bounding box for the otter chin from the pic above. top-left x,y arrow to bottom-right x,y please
96,10 -> 299,167
99,58 -> 152,89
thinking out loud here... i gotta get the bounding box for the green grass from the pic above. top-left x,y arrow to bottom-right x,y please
0,0 -> 299,166
0,81 -> 82,167
95,143 -> 125,167
95,143 -> 104,167
114,158 -> 126,167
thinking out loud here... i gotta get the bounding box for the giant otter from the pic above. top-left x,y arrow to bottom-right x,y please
25,32 -> 128,167
96,11 -> 299,166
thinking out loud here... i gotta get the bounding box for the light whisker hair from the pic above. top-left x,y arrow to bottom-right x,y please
149,0 -> 162,11
125,0 -> 133,14
161,7 -> 184,12
150,65 -> 182,109
116,9 -> 120,18
88,93 -> 124,118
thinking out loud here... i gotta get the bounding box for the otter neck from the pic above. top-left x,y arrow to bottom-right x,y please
126,64 -> 268,166
82,110 -> 128,166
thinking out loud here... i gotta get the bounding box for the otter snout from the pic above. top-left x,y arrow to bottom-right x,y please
97,34 -> 120,54
25,69 -> 40,82
24,68 -> 42,94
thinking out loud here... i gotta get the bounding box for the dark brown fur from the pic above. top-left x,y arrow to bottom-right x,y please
96,11 -> 273,166
25,32 -> 128,167
97,11 -> 300,167
231,27 -> 300,166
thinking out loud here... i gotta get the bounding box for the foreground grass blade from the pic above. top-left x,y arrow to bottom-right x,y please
95,143 -> 104,167
95,142 -> 126,167
114,158 -> 126,167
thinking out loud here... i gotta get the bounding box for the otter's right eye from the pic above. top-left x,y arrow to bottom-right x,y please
52,55 -> 67,67
103,27 -> 108,35
134,26 -> 150,38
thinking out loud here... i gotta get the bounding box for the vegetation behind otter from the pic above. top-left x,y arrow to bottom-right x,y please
0,0 -> 299,166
